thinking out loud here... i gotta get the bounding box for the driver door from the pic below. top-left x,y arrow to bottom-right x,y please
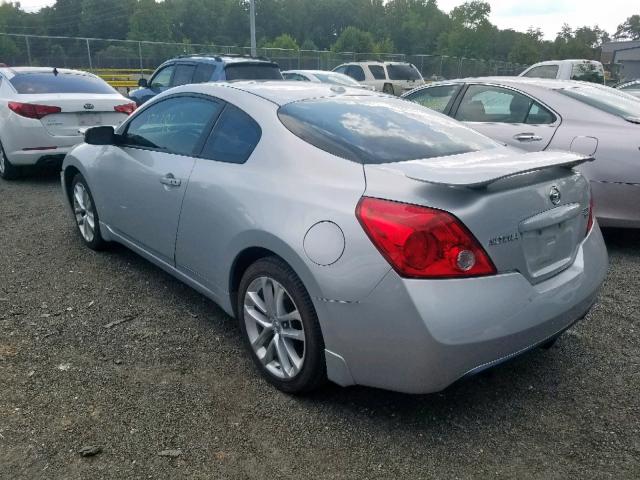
452,84 -> 560,152
102,95 -> 223,264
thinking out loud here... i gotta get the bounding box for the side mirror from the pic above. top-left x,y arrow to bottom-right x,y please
138,77 -> 148,88
85,126 -> 116,146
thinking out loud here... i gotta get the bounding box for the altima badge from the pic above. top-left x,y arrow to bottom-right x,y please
83,103 -> 95,110
549,186 -> 561,205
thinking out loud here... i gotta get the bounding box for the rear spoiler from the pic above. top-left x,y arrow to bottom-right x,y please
401,150 -> 594,188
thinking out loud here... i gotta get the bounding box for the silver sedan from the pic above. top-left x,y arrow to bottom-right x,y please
403,77 -> 640,228
61,82 -> 607,394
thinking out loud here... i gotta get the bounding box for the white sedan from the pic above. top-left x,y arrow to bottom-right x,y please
282,70 -> 375,90
0,67 -> 135,179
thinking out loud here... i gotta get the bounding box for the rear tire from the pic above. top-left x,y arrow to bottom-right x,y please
237,256 -> 326,394
0,142 -> 20,180
70,173 -> 106,251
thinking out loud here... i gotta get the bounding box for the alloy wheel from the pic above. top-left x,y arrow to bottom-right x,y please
243,276 -> 306,379
0,148 -> 5,175
73,182 -> 96,243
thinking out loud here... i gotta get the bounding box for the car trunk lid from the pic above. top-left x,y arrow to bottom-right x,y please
15,94 -> 130,136
363,149 -> 592,284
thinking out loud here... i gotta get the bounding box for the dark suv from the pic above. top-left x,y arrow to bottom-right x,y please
129,54 -> 282,105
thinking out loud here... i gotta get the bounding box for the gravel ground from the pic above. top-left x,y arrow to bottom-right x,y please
1,173 -> 638,480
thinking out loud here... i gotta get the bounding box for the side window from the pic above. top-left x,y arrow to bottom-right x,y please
368,65 -> 386,80
193,63 -> 216,83
405,85 -> 462,113
346,65 -> 365,82
455,85 -> 535,124
200,104 -> 261,164
171,64 -> 196,87
523,65 -> 559,79
150,65 -> 175,89
526,102 -> 556,124
333,65 -> 347,74
124,96 -> 223,155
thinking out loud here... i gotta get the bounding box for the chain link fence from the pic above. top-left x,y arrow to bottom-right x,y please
0,33 -> 528,79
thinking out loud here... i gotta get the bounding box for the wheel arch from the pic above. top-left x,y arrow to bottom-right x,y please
226,233 -> 324,321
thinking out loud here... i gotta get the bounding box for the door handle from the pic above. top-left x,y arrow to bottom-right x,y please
513,133 -> 543,142
160,173 -> 181,187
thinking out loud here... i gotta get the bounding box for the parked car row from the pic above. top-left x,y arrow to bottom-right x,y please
3,52 -> 638,396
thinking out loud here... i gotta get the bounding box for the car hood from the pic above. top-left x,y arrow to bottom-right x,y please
373,148 -> 593,188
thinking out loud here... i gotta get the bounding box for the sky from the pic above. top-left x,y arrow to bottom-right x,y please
11,0 -> 639,40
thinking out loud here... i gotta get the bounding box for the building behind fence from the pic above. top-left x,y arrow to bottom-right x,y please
0,33 -> 528,80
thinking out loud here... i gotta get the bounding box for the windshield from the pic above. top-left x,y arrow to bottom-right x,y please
558,85 -> 640,122
386,64 -> 422,81
313,72 -> 361,87
278,96 -> 499,164
10,72 -> 116,94
224,63 -> 283,81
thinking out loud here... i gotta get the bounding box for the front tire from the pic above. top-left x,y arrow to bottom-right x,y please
238,257 -> 326,394
0,142 -> 20,180
70,173 -> 106,250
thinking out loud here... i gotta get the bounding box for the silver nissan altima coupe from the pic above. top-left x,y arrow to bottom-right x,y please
61,82 -> 608,394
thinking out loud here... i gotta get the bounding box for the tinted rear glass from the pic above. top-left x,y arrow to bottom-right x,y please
10,72 -> 115,94
278,97 -> 498,164
387,64 -> 422,81
570,62 -> 604,84
224,63 -> 282,81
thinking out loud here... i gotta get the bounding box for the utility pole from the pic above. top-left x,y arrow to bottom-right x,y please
249,0 -> 256,57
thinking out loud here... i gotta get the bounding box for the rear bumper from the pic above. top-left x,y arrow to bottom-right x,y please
2,116 -> 81,166
9,147 -> 74,166
319,223 -> 608,393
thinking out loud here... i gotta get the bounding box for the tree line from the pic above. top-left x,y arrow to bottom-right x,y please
0,0 -> 639,65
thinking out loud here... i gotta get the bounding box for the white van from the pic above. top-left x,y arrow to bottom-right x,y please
519,59 -> 605,84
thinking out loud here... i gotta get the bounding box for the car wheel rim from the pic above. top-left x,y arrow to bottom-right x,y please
0,149 -> 5,174
73,182 -> 95,243
243,276 -> 305,380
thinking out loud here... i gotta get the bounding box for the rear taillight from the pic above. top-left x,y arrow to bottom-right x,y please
114,103 -> 136,115
356,197 -> 496,279
8,101 -> 61,119
586,196 -> 594,235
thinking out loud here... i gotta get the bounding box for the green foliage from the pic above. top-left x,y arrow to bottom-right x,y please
300,39 -> 318,50
615,15 -> 640,40
0,0 -> 632,68
263,34 -> 299,50
331,26 -> 375,53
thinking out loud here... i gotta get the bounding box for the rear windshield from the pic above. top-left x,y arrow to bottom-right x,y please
278,97 -> 498,164
570,62 -> 605,84
224,63 -> 282,81
386,64 -> 422,81
558,85 -> 640,122
9,72 -> 116,94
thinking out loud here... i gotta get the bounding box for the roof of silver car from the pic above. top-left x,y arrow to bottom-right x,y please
220,80 -> 380,105
439,76 -> 594,90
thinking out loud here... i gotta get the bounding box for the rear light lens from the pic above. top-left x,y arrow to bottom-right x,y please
356,197 -> 496,278
586,196 -> 594,235
114,103 -> 136,115
8,101 -> 61,119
